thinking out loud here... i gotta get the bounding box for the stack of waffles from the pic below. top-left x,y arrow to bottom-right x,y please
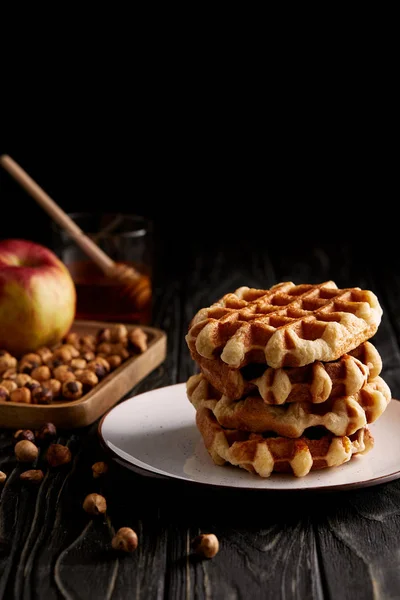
185,281 -> 391,478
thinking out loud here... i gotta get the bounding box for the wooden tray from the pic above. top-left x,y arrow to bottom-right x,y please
0,320 -> 167,430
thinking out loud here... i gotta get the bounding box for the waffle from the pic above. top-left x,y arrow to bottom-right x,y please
186,281 -> 382,369
190,341 -> 381,404
187,373 -> 391,438
196,406 -> 374,478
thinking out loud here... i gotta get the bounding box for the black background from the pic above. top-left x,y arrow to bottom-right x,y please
2,79 -> 400,600
0,98 -> 395,275
0,21 -> 396,263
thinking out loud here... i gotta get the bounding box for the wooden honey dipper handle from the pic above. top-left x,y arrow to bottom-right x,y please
0,155 -> 122,279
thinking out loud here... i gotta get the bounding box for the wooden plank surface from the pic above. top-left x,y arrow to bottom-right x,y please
1,240 -> 400,600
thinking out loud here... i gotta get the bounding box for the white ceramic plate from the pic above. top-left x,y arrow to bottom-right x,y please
99,383 -> 400,491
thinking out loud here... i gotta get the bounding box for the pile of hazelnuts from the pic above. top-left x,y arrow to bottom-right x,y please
0,324 -> 148,405
0,421 -> 71,487
0,426 -> 219,558
0,423 -> 140,554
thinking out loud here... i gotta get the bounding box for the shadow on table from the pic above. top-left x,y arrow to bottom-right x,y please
104,456 -> 400,531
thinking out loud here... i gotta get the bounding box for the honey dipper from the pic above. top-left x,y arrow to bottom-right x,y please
0,154 -> 151,310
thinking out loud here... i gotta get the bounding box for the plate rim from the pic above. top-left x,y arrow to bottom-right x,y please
98,383 -> 400,493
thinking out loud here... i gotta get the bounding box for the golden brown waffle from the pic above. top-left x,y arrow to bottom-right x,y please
349,342 -> 382,379
196,406 -> 374,478
191,341 -> 381,404
186,281 -> 382,369
187,373 -> 391,438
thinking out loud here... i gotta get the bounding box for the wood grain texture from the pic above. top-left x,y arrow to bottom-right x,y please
1,240 -> 400,599
316,482 -> 400,600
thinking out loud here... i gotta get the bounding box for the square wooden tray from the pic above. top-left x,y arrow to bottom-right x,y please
0,320 -> 167,430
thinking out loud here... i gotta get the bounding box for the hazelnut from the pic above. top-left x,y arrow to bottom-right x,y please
80,350 -> 95,362
110,344 -> 130,360
21,353 -> 42,366
97,328 -> 111,342
19,361 -> 40,375
62,344 -> 80,358
0,471 -> 7,484
107,355 -> 122,370
92,462 -> 108,478
53,365 -> 75,383
45,358 -> 64,370
62,380 -> 83,400
80,344 -> 95,355
46,444 -> 72,467
20,469 -> 44,484
70,358 -> 87,371
0,386 -> 10,402
1,379 -> 17,393
111,527 -> 138,552
31,366 -> 51,382
90,364 -> 107,379
0,353 -> 17,374
87,358 -> 110,379
64,332 -> 81,348
15,440 -> 38,462
24,379 -> 41,392
81,335 -> 96,350
16,373 -> 33,387
96,342 -> 113,355
109,324 -> 128,343
76,369 -> 98,392
36,422 -> 57,443
47,379 -> 61,397
10,387 -> 31,404
36,347 -> 53,363
53,347 -> 72,362
96,356 -> 110,371
2,368 -> 17,380
191,534 -> 219,558
14,429 -> 35,444
128,328 -> 148,353
83,493 -> 107,515
31,386 -> 53,405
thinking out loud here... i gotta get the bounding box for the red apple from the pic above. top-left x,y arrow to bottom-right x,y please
0,239 -> 76,356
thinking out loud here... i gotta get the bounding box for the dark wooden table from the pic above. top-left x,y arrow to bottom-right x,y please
1,237 -> 400,600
